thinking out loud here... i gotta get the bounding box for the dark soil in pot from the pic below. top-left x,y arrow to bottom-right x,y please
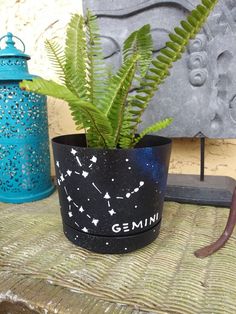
52,134 -> 172,254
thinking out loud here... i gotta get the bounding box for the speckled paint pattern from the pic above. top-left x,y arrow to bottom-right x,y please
52,134 -> 172,253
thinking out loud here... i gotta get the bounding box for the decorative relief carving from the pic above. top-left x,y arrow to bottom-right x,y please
188,35 -> 206,53
215,49 -> 236,129
189,69 -> 208,87
151,28 -> 170,52
217,51 -> 233,102
188,35 -> 208,87
208,13 -> 228,37
229,95 -> 236,123
188,52 -> 208,69
84,0 -> 236,138
225,0 -> 236,22
100,36 -> 120,59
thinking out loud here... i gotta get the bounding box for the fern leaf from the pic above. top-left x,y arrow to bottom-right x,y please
64,13 -> 98,146
45,40 -> 66,83
100,54 -> 139,146
126,0 -> 217,146
180,20 -> 194,33
20,78 -> 114,148
65,14 -> 88,100
85,10 -> 109,108
123,24 -> 153,77
118,100 -> 137,149
134,118 -> 173,145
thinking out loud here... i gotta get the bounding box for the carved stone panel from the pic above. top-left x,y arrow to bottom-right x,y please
83,0 -> 236,138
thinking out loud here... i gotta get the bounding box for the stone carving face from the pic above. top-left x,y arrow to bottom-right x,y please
83,0 -> 236,138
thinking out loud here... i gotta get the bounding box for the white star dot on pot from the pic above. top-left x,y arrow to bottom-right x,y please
56,161 -> 60,167
104,192 -> 111,199
92,219 -> 99,226
71,148 -> 77,155
109,209 -> 116,216
79,206 -> 84,213
90,156 -> 97,163
106,242 -> 109,246
82,227 -> 88,233
126,193 -> 131,198
82,171 -> 89,178
66,169 -> 72,176
68,211 -> 73,217
67,196 -> 72,202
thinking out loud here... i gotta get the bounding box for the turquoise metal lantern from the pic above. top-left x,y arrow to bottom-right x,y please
0,32 -> 55,203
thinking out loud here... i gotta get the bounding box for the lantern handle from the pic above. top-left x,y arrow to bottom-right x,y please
0,33 -> 26,52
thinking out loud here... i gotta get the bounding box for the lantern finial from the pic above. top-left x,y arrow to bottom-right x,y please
5,32 -> 15,49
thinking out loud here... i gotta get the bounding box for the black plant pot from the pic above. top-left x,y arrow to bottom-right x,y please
52,134 -> 172,254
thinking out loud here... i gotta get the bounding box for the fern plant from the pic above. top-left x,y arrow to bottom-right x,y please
20,0 -> 218,149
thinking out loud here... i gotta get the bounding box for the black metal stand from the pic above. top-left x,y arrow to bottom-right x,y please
165,137 -> 236,208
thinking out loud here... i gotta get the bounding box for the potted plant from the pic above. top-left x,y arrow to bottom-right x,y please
20,0 -> 217,254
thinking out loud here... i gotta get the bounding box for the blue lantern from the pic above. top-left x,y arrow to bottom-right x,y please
0,32 -> 55,203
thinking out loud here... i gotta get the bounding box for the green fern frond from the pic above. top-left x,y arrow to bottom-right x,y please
64,13 -> 96,145
45,35 -> 85,131
123,24 -> 153,77
101,54 -> 139,146
83,10 -> 112,146
134,118 -> 173,145
126,0 -> 217,145
85,10 -> 109,108
45,40 -> 66,83
65,14 -> 88,100
118,102 -> 136,149
20,1 -> 217,149
20,78 -> 114,148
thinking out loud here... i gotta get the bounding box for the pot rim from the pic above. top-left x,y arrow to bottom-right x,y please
52,133 -> 172,152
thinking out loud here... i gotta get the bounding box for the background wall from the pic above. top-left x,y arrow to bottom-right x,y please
1,0 -> 236,179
